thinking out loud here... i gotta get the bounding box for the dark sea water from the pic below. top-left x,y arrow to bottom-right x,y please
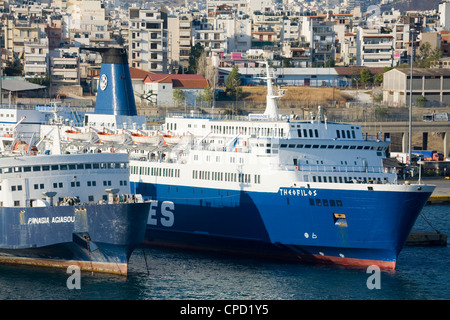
0,206 -> 448,302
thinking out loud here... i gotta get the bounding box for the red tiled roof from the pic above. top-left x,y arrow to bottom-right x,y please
129,67 -> 152,80
144,73 -> 209,88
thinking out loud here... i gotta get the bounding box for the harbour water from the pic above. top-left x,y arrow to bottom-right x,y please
0,205 -> 448,301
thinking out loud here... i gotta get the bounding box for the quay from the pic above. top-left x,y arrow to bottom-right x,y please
405,178 -> 448,246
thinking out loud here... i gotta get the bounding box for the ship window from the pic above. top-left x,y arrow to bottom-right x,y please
350,146 -> 356,149
69,164 -> 76,170
333,213 -> 347,227
93,163 -> 100,169
352,131 -> 356,139
296,144 -> 303,148
280,144 -> 287,148
77,164 -> 84,169
335,145 -> 342,149
316,199 -> 321,206
327,145 -> 334,149
304,144 -> 311,148
303,129 -> 307,137
24,166 -> 31,172
288,144 -> 295,148
336,130 -> 340,138
320,145 -> 327,149
357,146 -> 363,150
297,129 -> 302,137
336,200 -> 343,207
51,165 -> 59,170
330,200 -> 336,206
33,166 -> 41,171
309,198 -> 315,206
315,129 -> 319,137
323,199 -> 329,206
60,165 -> 67,170
42,165 -> 50,171
309,129 -> 313,137
347,130 -> 350,138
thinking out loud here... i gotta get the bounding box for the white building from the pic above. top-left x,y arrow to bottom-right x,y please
24,38 -> 49,79
439,1 -> 450,30
356,27 -> 393,68
143,73 -> 209,107
128,7 -> 168,73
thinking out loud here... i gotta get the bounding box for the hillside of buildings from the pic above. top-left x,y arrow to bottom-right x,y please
3,0 -> 450,112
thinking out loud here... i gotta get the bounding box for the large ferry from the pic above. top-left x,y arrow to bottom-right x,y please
14,47 -> 436,270
125,74 -> 435,270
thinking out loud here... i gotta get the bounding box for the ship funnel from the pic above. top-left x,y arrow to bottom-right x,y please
82,47 -> 137,116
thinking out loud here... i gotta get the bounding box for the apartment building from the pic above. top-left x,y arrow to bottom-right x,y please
193,17 -> 227,55
128,7 -> 168,73
168,14 -> 193,71
24,38 -> 49,79
3,18 -> 46,60
356,27 -> 393,68
251,11 -> 283,51
301,16 -> 335,67
342,32 -> 357,66
49,47 -> 81,96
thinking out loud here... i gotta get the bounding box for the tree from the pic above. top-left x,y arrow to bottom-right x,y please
187,43 -> 204,74
416,95 -> 427,107
202,86 -> 214,107
324,58 -> 335,67
225,65 -> 242,99
27,74 -> 50,87
360,68 -> 374,85
414,42 -> 442,68
373,73 -> 384,86
173,89 -> 185,106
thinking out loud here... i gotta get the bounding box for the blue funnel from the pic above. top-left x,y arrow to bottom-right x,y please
84,47 -> 137,116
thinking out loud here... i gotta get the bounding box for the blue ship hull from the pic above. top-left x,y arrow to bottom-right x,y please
0,202 -> 150,274
132,182 -> 432,269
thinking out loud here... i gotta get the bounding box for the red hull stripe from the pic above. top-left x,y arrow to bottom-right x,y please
0,256 -> 128,275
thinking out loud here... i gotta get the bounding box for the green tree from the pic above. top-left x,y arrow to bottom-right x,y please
374,73 -> 384,86
416,95 -> 427,107
173,89 -> 185,106
414,42 -> 442,68
202,86 -> 214,107
324,58 -> 335,67
187,43 -> 204,74
225,65 -> 242,99
360,68 -> 374,85
4,59 -> 23,76
27,74 -> 50,87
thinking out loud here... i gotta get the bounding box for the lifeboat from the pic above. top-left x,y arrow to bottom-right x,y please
97,128 -> 128,144
130,131 -> 162,145
162,134 -> 192,145
65,127 -> 97,141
